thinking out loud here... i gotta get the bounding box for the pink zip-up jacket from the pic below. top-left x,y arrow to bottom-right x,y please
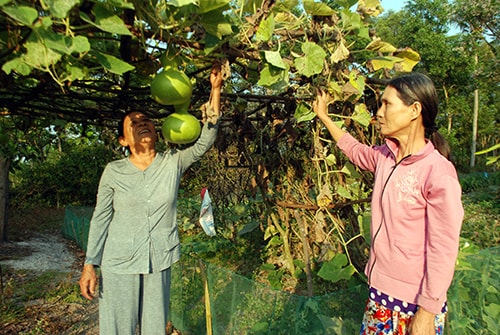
337,133 -> 463,314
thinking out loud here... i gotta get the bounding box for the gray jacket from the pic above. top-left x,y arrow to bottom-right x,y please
85,121 -> 218,274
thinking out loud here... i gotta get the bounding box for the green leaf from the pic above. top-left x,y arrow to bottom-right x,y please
352,103 -> 371,128
294,102 -> 315,123
365,37 -> 397,53
475,143 -> 500,155
35,16 -> 53,28
1,57 -> 32,75
71,36 -> 91,54
201,11 -> 233,39
327,81 -> 344,102
341,162 -> 361,178
294,42 -> 326,77
256,13 -> 274,42
34,28 -> 90,55
325,154 -> 336,166
0,0 -> 12,6
198,0 -> 230,14
238,0 -> 264,13
336,184 -> 352,199
168,0 -> 198,6
260,263 -> 275,271
203,33 -> 223,55
24,40 -> 63,68
273,0 -> 299,12
45,0 -> 80,19
264,224 -> 277,240
264,50 -> 286,69
80,4 -> 132,36
34,28 -> 72,54
335,0 -> 359,8
257,63 -> 289,90
65,64 -> 86,81
393,48 -> 420,72
168,0 -> 197,7
340,9 -> 363,31
106,0 -> 135,10
267,269 -> 283,289
367,56 -> 401,71
348,71 -> 365,95
303,0 -> 335,16
91,51 -> 135,75
250,322 -> 269,333
359,213 -> 371,245
486,156 -> 499,166
318,254 -> 356,283
2,5 -> 38,26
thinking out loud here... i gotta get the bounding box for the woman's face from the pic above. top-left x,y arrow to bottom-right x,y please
119,112 -> 157,148
376,86 -> 420,139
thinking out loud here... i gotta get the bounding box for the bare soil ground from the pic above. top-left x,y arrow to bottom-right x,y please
0,208 -> 100,335
0,207 -> 182,335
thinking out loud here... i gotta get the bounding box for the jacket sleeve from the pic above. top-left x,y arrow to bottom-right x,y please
417,166 -> 464,314
178,119 -> 219,173
84,165 -> 114,266
336,133 -> 379,173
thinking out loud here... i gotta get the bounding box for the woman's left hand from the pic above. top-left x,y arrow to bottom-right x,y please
408,308 -> 436,335
210,63 -> 223,90
204,61 -> 224,121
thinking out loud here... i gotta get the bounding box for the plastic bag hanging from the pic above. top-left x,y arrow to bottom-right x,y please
199,188 -> 216,237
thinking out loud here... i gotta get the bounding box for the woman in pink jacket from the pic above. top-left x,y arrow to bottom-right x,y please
313,73 -> 463,335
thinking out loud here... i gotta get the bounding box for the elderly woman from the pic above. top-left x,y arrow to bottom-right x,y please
79,64 -> 223,335
313,73 -> 463,335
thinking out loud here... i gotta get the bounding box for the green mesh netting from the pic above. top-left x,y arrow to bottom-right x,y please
61,206 -> 93,252
62,206 -> 498,335
62,206 -> 366,334
170,258 -> 366,335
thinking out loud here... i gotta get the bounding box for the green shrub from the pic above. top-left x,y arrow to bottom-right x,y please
10,143 -> 115,208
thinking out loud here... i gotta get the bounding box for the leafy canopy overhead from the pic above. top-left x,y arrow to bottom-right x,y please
0,0 -> 419,125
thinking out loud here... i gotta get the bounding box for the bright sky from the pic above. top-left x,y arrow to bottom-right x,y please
377,0 -> 460,35
379,0 -> 407,12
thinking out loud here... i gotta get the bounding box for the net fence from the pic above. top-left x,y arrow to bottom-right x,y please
62,206 -> 499,335
62,206 -> 365,334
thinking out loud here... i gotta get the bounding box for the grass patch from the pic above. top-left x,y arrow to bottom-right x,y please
460,171 -> 500,249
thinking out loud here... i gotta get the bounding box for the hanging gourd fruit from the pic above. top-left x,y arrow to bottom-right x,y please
151,66 -> 193,106
161,102 -> 201,145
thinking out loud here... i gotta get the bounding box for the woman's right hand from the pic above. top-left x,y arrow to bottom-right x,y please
312,88 -> 330,121
79,263 -> 97,300
312,87 -> 346,143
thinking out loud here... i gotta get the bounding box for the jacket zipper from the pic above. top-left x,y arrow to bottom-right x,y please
368,154 -> 411,285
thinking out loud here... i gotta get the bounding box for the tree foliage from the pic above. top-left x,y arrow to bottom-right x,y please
0,0 -> 418,123
373,0 -> 499,171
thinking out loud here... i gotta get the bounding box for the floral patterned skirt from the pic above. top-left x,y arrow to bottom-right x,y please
360,288 -> 447,335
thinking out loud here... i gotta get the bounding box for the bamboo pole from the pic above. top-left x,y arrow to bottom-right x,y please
199,259 -> 212,335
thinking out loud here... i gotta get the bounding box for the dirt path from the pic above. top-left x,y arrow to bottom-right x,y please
0,232 -> 100,335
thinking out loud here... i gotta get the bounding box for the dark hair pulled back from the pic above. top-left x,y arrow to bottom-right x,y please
388,73 -> 451,160
117,111 -> 134,155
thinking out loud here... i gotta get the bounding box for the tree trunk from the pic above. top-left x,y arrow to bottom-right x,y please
0,156 -> 10,243
470,53 -> 479,168
442,84 -> 453,134
470,88 -> 479,168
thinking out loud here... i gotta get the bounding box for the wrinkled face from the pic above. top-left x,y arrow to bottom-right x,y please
376,86 -> 420,139
119,112 -> 157,148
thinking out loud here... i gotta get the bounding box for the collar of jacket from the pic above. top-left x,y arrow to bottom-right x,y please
384,138 -> 435,165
